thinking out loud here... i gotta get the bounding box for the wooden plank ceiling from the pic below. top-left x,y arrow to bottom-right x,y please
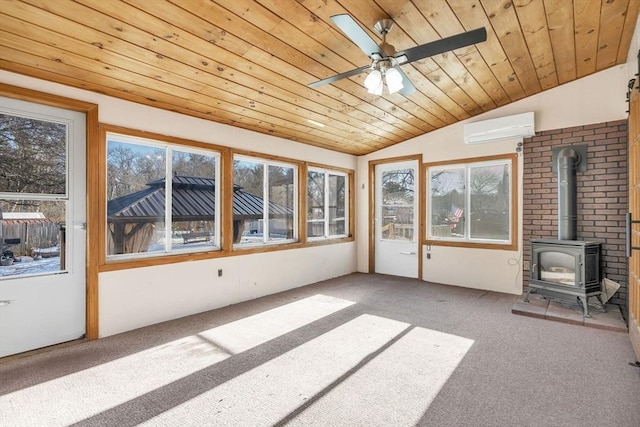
1,0 -> 638,155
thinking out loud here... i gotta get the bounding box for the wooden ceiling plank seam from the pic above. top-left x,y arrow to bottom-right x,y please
447,0 -> 527,103
481,0 -> 542,97
0,12 -> 384,149
513,0 -> 559,90
67,0 -> 416,149
573,0 -> 601,78
352,0 -> 487,115
414,0 -> 510,106
0,0 -> 634,156
543,0 -> 576,84
415,0 -> 511,107
0,58 -> 365,154
89,0 -> 409,142
596,0 -> 632,70
194,1 -> 436,136
0,40 -> 379,152
616,0 -> 640,64
131,0 -> 420,140
252,0 -> 450,130
375,0 -> 490,113
391,0 -> 501,111
277,0 -> 467,122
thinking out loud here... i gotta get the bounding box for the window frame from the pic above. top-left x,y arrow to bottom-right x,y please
307,166 -> 350,241
232,153 -> 299,248
425,153 -> 518,251
98,125 -> 355,272
105,131 -> 222,261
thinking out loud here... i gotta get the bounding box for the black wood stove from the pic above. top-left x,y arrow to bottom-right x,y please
524,146 -> 605,317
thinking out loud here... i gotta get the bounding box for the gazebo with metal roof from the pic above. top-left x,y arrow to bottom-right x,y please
107,175 -> 293,254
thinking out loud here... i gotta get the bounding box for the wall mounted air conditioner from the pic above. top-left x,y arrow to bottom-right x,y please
463,112 -> 535,144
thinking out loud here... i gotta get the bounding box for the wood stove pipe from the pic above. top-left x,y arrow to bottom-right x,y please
557,147 -> 580,240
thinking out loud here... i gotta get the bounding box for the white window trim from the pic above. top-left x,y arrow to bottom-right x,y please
233,155 -> 298,248
307,167 -> 349,241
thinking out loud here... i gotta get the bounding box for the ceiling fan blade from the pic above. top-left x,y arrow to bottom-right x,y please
395,67 -> 416,97
395,27 -> 487,64
331,14 -> 383,58
308,65 -> 371,88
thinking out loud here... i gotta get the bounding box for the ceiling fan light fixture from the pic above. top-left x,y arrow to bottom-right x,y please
364,69 -> 382,92
370,79 -> 384,96
385,67 -> 404,94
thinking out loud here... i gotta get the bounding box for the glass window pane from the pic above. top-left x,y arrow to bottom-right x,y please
307,171 -> 325,238
469,163 -> 510,241
106,139 -> 166,255
381,169 -> 414,241
429,167 -> 465,239
268,165 -> 294,241
0,114 -> 67,195
1,199 -> 66,278
233,159 -> 264,245
170,150 -> 218,250
328,174 -> 346,236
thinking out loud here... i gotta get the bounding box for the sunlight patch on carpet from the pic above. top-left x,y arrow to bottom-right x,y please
0,294 -> 354,427
141,314 -> 411,426
288,327 -> 474,426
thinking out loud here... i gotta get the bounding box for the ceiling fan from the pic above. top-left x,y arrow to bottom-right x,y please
309,14 -> 487,96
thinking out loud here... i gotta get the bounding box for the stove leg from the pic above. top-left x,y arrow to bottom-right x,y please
578,296 -> 591,318
523,287 -> 534,302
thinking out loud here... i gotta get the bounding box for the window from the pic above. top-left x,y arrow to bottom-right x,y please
307,168 -> 349,239
233,155 -> 297,246
427,154 -> 516,249
106,132 -> 220,259
0,111 -> 71,278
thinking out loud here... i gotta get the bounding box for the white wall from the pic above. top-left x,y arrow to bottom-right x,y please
357,63 -> 634,295
1,71 -> 358,337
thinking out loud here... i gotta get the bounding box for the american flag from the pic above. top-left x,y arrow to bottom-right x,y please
451,206 -> 463,219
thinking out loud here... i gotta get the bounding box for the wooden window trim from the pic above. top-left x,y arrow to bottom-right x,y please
424,153 -> 519,251
98,125 -> 355,271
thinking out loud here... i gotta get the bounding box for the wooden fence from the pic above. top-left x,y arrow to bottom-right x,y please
1,221 -> 61,256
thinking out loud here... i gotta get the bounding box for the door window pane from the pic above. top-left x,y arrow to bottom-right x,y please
1,200 -> 66,277
0,114 -> 67,195
381,169 -> 414,241
1,111 -> 70,279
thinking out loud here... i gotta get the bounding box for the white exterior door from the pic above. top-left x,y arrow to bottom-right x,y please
0,97 -> 86,357
374,160 -> 419,278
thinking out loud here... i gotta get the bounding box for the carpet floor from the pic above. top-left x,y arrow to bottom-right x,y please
1,273 -> 639,427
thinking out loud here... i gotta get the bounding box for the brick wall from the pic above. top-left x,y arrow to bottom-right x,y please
522,119 -> 629,308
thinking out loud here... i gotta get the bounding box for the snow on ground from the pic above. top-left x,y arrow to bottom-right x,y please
0,256 -> 61,278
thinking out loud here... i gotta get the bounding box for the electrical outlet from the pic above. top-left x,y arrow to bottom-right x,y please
218,269 -> 223,277
523,261 -> 530,271
426,253 -> 431,259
